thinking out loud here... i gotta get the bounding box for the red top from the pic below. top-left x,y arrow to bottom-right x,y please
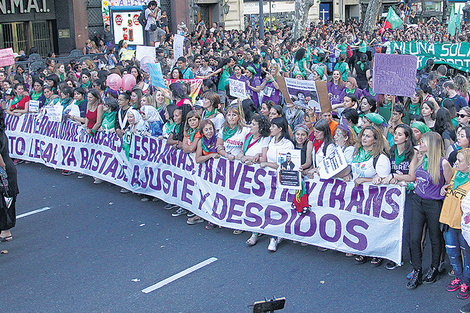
11,95 -> 30,110
86,105 -> 101,129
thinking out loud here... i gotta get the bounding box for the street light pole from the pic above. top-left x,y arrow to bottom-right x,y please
259,0 -> 264,39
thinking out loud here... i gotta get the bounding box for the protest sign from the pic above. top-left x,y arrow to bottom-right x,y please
148,63 -> 166,88
277,149 -> 301,190
373,54 -> 417,98
283,78 -> 321,111
6,113 -> 405,263
173,34 -> 185,61
28,100 -> 40,113
318,146 -> 348,179
166,78 -> 203,102
390,41 -> 470,73
229,79 -> 247,99
120,50 -> 135,61
47,105 -> 63,122
277,77 -> 330,113
0,48 -> 15,67
135,46 -> 155,62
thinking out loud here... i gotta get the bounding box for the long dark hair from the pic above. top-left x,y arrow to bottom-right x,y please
271,117 -> 290,141
252,114 -> 271,137
434,107 -> 454,135
389,124 -> 416,162
314,119 -> 333,154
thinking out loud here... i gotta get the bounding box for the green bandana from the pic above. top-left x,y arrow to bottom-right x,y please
353,147 -> 373,163
31,91 -> 43,101
395,149 -> 405,165
346,88 -> 356,94
411,122 -> 431,135
11,95 -> 24,107
173,123 -> 181,136
357,61 -> 365,71
187,127 -> 197,143
242,133 -> 260,154
454,171 -> 470,190
365,113 -> 385,126
165,121 -> 175,135
422,155 -> 429,171
204,108 -> 218,119
223,125 -> 238,141
409,103 -> 420,115
353,124 -> 361,135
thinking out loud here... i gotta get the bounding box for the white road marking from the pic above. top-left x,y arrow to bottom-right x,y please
17,207 -> 52,219
142,257 -> 218,294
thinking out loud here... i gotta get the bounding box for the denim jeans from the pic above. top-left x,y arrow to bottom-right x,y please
444,227 -> 470,284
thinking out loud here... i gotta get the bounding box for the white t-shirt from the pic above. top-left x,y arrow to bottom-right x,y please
351,154 -> 391,180
208,113 -> 225,132
266,137 -> 294,163
218,126 -> 250,155
245,136 -> 270,157
145,8 -> 156,31
312,142 -> 335,168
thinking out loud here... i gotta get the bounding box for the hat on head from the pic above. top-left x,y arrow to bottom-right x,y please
294,123 -> 309,134
364,113 -> 385,126
315,66 -> 325,78
411,121 -> 431,134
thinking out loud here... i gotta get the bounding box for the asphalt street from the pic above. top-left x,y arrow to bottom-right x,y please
0,162 -> 465,312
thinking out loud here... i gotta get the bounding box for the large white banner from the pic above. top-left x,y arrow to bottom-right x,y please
6,114 -> 405,263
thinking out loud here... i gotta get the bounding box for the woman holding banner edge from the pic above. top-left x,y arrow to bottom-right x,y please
351,126 -> 391,266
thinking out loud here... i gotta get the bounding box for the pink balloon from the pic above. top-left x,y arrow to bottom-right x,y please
122,74 -> 137,91
106,73 -> 122,91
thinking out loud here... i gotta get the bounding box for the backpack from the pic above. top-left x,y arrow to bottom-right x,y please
138,11 -> 147,27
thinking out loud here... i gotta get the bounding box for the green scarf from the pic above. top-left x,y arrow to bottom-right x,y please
353,147 -> 373,163
368,87 -> 376,96
357,61 -> 365,71
353,124 -> 361,135
346,88 -> 356,95
204,108 -> 218,119
173,123 -> 181,136
242,133 -> 260,154
187,127 -> 197,143
223,125 -> 238,141
410,103 -> 420,115
59,73 -> 65,81
165,121 -> 175,135
395,149 -> 405,165
31,91 -> 43,101
11,95 -> 24,107
454,171 -> 470,190
422,155 -> 429,171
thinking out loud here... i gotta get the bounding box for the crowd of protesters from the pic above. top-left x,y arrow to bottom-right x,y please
3,2 -> 470,309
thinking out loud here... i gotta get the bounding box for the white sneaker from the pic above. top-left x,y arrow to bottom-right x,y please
171,208 -> 188,217
94,178 -> 103,184
268,237 -> 278,252
120,188 -> 130,193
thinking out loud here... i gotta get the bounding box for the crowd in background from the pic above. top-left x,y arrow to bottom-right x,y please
3,2 -> 470,307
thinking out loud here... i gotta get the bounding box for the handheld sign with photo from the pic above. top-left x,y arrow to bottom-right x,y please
229,79 -> 247,99
277,76 -> 331,113
28,100 -> 40,113
277,149 -> 301,190
372,54 -> 418,97
318,146 -> 348,179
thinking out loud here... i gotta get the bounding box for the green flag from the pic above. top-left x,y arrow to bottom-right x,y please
386,7 -> 404,30
456,6 -> 461,34
448,5 -> 456,36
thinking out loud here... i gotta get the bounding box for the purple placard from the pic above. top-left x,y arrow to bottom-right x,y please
372,54 -> 418,97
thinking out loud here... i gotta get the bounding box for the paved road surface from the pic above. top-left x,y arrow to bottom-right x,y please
0,162 -> 464,312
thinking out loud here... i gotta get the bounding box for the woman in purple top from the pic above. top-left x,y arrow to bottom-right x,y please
407,132 -> 452,290
260,63 -> 281,105
327,70 -> 345,106
361,76 -> 379,102
340,77 -> 363,102
246,66 -> 264,108
228,64 -> 249,97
